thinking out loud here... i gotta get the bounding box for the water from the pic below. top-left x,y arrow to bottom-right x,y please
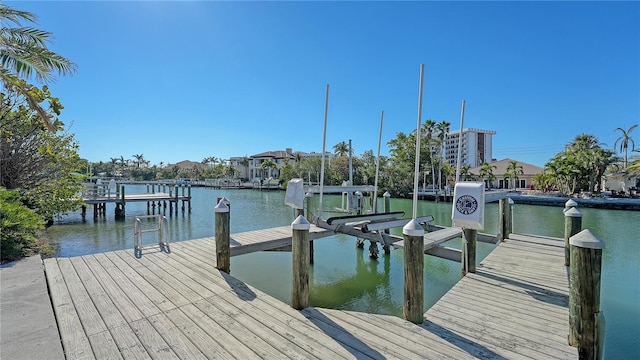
46,185 -> 639,359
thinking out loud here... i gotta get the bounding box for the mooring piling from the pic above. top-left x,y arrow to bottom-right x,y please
291,215 -> 311,310
568,229 -> 605,360
214,200 -> 230,274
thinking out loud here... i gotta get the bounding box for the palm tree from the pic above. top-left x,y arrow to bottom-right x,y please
505,161 -> 524,189
333,141 -> 349,157
260,159 -> 277,179
239,156 -> 250,180
479,162 -> 496,189
435,121 -> 450,190
460,164 -> 474,181
202,156 -> 218,167
614,125 -> 637,168
132,154 -> 145,168
423,119 -> 437,189
109,157 -> 119,177
1,4 -> 77,131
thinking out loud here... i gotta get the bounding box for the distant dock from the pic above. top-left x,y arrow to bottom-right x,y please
81,182 -> 192,219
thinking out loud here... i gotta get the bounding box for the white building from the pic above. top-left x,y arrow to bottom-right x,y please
444,128 -> 496,167
229,148 -> 335,181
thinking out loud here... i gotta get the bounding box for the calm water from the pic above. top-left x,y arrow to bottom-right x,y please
46,186 -> 639,359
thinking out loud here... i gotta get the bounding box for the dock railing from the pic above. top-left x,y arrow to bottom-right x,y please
82,183 -> 113,199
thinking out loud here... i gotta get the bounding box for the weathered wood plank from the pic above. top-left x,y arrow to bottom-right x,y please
180,302 -> 262,359
108,324 -> 152,360
129,319 -> 178,360
427,308 -> 574,359
109,250 -> 191,308
198,295 -> 316,359
69,257 -> 128,329
440,282 -> 569,328
146,313 -> 208,360
82,254 -> 147,322
162,307 -> 235,359
309,308 -> 470,359
335,308 -> 473,359
216,290 -> 358,359
88,331 -> 124,360
121,250 -> 210,300
56,258 -> 109,337
43,258 -> 95,360
431,298 -> 568,345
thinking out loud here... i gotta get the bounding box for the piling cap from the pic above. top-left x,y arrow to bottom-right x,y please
508,198 -> 514,205
565,199 -> 578,208
570,229 -> 605,249
383,191 -> 391,198
403,219 -> 425,236
214,201 -> 229,213
305,192 -> 313,198
291,215 -> 310,230
219,197 -> 230,205
564,207 -> 582,218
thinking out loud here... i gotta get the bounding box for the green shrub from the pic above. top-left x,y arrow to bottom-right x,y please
0,188 -> 50,262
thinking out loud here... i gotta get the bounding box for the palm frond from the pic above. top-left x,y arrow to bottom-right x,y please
0,4 -> 38,26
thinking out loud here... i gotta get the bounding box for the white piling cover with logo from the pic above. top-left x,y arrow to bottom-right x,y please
285,178 -> 305,209
452,182 -> 485,230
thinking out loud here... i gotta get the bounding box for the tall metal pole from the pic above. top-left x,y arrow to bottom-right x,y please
412,64 -> 425,219
318,84 -> 329,219
373,110 -> 384,213
455,99 -> 466,183
348,139 -> 353,186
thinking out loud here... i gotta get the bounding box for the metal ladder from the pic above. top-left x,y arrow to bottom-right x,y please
134,215 -> 169,256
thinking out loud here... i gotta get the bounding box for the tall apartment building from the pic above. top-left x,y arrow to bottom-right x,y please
444,128 -> 496,167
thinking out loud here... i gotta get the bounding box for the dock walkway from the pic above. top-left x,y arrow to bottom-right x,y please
425,233 -> 576,359
42,227 -> 577,359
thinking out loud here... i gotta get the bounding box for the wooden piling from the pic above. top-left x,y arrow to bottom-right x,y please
181,185 -> 186,212
174,186 -> 178,215
382,191 -> 391,254
564,207 -> 582,266
291,215 -> 310,310
403,219 -> 424,324
499,198 -> 512,241
461,228 -> 477,276
214,201 -> 230,273
383,191 -> 391,214
569,229 -> 605,359
188,185 -> 192,212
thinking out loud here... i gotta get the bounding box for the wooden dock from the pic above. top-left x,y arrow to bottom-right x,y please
43,227 -> 577,359
81,183 -> 192,219
425,232 -> 577,359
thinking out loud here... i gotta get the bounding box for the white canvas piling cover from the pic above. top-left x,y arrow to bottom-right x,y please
451,182 -> 485,230
285,178 -> 305,209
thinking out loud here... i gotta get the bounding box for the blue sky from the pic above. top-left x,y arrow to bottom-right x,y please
10,1 -> 640,167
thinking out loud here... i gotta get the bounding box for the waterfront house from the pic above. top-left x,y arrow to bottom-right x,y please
230,148 -> 334,182
470,158 -> 544,189
248,148 -> 296,181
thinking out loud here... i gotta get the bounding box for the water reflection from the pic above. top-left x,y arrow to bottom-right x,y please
310,246 -> 397,314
